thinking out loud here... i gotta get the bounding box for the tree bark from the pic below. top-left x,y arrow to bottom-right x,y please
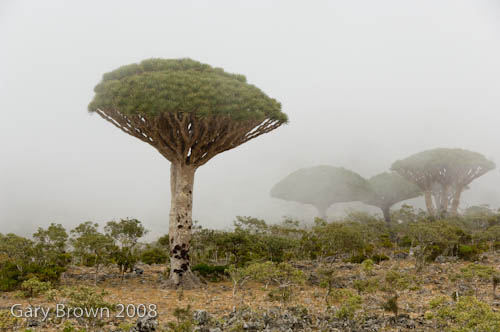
381,206 -> 391,223
424,190 -> 435,216
165,163 -> 201,288
449,186 -> 463,216
439,184 -> 449,216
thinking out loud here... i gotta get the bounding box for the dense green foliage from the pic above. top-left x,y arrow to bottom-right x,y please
105,218 -> 147,276
88,58 -> 287,122
0,224 -> 70,291
2,207 -> 500,294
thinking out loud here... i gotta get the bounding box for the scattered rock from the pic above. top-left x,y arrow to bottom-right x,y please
27,319 -> 41,327
129,316 -> 158,332
193,309 -> 210,325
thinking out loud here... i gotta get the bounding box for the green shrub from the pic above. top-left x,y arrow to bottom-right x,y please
60,286 -> 115,328
267,286 -> 293,303
167,305 -> 194,332
382,295 -> 399,316
431,296 -> 500,331
353,277 -> 379,294
20,277 -> 51,300
383,269 -> 418,292
361,259 -> 374,274
335,294 -> 362,320
458,245 -> 479,261
347,254 -> 368,264
140,248 -> 168,265
192,263 -> 228,281
327,289 -> 363,320
0,262 -> 21,291
371,253 -> 389,264
399,235 -> 412,247
456,264 -> 497,282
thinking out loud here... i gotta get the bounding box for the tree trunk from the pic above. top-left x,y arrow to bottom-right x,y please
95,264 -> 99,286
424,190 -> 435,216
449,186 -> 463,216
315,205 -> 328,220
165,163 -> 201,289
439,185 -> 449,216
381,206 -> 391,223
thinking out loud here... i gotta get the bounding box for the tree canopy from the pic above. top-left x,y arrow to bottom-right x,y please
270,165 -> 373,218
363,172 -> 421,222
391,148 -> 495,215
88,58 -> 287,167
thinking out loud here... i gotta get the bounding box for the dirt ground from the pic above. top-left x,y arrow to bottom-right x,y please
1,255 -> 500,331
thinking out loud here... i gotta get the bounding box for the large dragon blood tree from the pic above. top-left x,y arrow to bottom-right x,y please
391,148 -> 495,216
270,165 -> 373,219
88,59 -> 287,288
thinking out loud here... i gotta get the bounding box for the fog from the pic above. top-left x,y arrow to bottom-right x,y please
1,0 -> 500,239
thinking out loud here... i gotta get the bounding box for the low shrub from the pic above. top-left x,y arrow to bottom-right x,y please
458,245 -> 479,261
371,253 -> 389,264
347,254 -> 368,264
430,296 -> 500,331
192,263 -> 228,281
140,248 -> 168,265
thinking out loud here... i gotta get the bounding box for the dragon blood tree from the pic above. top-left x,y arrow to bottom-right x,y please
363,172 -> 421,223
271,165 -> 373,219
391,148 -> 495,216
88,59 -> 287,288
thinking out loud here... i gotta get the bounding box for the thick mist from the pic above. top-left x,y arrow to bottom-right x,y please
1,0 -> 500,239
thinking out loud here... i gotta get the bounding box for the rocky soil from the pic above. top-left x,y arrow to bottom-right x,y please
2,253 -> 500,331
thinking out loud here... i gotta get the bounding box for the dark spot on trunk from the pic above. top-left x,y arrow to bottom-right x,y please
180,249 -> 189,259
188,226 -> 192,229
177,225 -> 183,229
180,263 -> 189,271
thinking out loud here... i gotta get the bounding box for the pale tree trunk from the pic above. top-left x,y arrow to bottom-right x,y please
381,206 -> 391,224
439,185 -> 449,216
449,186 -> 463,216
94,261 -> 99,286
166,163 -> 201,288
424,190 -> 436,216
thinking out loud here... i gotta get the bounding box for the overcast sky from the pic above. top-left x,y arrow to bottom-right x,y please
1,0 -> 500,239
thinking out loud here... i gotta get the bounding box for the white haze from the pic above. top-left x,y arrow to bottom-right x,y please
1,0 -> 500,239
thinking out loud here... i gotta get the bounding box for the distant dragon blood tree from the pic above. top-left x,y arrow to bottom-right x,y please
362,172 -> 421,223
88,59 -> 287,288
391,148 -> 495,216
270,165 -> 373,219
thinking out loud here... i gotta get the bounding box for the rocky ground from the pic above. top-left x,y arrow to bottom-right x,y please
1,253 -> 500,331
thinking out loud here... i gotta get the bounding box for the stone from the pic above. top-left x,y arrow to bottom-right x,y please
193,310 -> 210,325
129,316 -> 158,332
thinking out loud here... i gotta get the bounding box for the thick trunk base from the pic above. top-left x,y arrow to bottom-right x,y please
163,270 -> 203,289
424,190 -> 436,217
382,206 -> 391,224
